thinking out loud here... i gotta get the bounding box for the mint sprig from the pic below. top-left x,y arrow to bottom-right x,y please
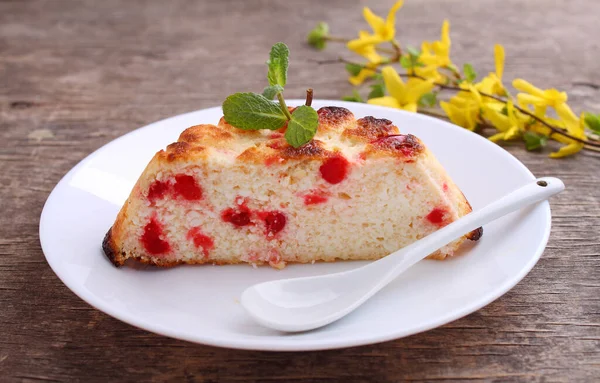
222,43 -> 319,148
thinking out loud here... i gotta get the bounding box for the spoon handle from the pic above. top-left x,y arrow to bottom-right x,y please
378,177 -> 564,285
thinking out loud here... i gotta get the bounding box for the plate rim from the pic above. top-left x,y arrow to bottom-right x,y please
39,100 -> 551,351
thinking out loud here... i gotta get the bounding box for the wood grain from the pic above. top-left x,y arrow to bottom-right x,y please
1,0 -> 598,381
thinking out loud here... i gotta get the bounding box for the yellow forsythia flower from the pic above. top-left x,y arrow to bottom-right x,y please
476,44 -> 506,96
347,31 -> 384,63
348,62 -> 379,86
367,66 -> 434,112
549,109 -> 586,158
513,79 -> 568,118
483,101 -> 525,142
513,79 -> 585,157
440,84 -> 482,131
347,1 -> 403,61
419,20 -> 453,77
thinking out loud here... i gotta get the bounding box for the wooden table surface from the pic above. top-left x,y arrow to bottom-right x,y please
1,0 -> 599,381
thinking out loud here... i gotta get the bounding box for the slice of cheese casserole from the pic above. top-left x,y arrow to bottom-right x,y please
103,106 -> 481,268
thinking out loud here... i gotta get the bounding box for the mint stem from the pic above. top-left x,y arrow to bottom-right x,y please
305,88 -> 313,106
277,92 -> 292,120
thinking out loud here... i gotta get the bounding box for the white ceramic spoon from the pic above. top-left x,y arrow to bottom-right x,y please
241,177 -> 564,332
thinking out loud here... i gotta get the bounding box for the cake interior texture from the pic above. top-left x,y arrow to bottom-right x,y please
103,106 -> 481,268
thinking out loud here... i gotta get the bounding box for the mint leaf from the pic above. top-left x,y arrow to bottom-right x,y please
262,84 -> 284,100
368,84 -> 385,99
267,43 -> 289,87
342,90 -> 364,103
463,63 -> 477,82
285,105 -> 318,148
222,92 -> 288,131
523,131 -> 548,151
307,22 -> 329,50
584,112 -> 600,134
345,63 -> 363,76
418,92 -> 437,107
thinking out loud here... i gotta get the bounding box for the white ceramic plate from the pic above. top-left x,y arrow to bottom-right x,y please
40,100 -> 551,351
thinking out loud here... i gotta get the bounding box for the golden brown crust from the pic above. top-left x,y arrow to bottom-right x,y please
102,227 -> 122,266
317,106 -> 355,130
364,134 -> 425,160
153,107 -> 429,166
467,226 -> 483,241
343,116 -> 399,141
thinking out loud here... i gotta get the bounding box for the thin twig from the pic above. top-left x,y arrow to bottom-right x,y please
324,36 -> 396,54
418,110 -> 449,119
312,57 -> 382,71
390,39 -> 402,60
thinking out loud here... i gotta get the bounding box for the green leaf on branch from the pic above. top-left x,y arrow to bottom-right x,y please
584,112 -> 600,134
342,90 -> 365,103
222,92 -> 288,131
418,92 -> 437,107
406,45 -> 421,57
345,63 -> 363,76
523,131 -> 548,151
285,105 -> 319,148
266,42 -> 289,87
463,63 -> 477,83
447,63 -> 459,73
400,48 -> 423,70
262,85 -> 284,100
307,22 -> 329,50
368,84 -> 385,99
400,55 -> 412,69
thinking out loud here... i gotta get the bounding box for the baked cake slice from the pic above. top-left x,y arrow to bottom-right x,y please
103,106 -> 481,269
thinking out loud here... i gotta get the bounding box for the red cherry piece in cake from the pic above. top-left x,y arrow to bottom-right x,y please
147,180 -> 169,202
261,211 -> 286,237
443,183 -> 449,192
173,174 -> 203,200
221,207 -> 252,227
319,155 -> 350,184
222,199 -> 252,227
186,227 -> 214,258
303,191 -> 328,205
141,218 -> 170,255
426,207 -> 449,227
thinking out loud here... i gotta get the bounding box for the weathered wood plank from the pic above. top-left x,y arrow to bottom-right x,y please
1,0 -> 598,381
